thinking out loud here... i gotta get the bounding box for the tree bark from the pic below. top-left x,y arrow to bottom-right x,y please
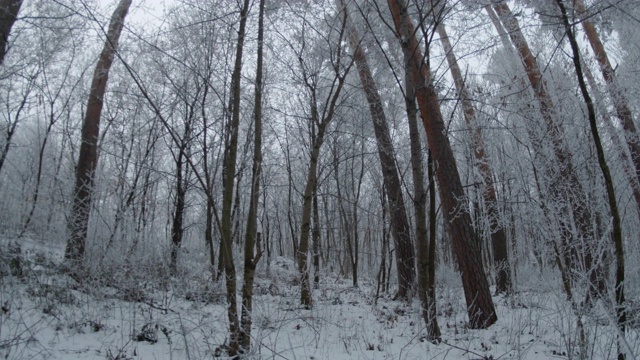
490,1 -> 596,292
403,28 -> 440,338
341,0 -> 415,299
312,182 -> 321,288
427,150 -> 440,337
298,90 -> 346,307
581,56 -> 640,217
65,0 -> 132,272
239,0 -> 265,351
387,0 -> 497,328
0,0 -> 22,65
575,0 -> 640,190
170,138 -> 188,275
555,2 -> 627,358
220,0 -> 251,355
436,23 -> 511,294
299,125 -> 324,309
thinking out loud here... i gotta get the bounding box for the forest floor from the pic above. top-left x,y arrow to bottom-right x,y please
1,236 -> 639,360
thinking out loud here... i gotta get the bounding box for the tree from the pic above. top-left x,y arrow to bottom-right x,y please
295,26 -> 352,307
402,25 -> 441,340
485,1 -> 597,292
169,106 -> 194,275
489,1 -> 602,298
265,2 -> 356,308
65,0 -> 132,272
387,0 -> 497,328
436,21 -> 511,294
219,0 -> 251,354
341,0 -> 415,299
555,2 -> 627,358
0,0 -> 22,65
239,0 -> 265,351
574,0 -> 640,191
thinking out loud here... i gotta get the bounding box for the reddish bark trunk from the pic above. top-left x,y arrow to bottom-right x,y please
388,0 -> 497,328
437,23 -> 511,294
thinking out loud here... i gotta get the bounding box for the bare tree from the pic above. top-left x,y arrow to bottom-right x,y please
387,0 -> 497,328
65,0 -> 132,272
489,0 -> 602,299
219,0 -> 251,354
239,0 -> 265,351
574,0 -> 640,191
555,2 -> 627,358
340,0 -> 416,299
436,21 -> 511,294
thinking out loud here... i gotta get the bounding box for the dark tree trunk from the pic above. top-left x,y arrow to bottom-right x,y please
575,0 -> 640,192
312,182 -> 321,288
341,0 -> 415,299
427,150 -> 439,338
491,0 -> 598,297
555,2 -> 627,358
239,0 -> 265,351
170,148 -> 187,275
205,194 -> 216,279
296,15 -> 351,308
65,0 -> 132,272
0,0 -> 22,65
220,0 -> 251,355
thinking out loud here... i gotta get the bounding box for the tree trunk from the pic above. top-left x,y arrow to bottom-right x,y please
220,0 -> 251,355
205,194 -> 216,279
296,17 -> 351,308
403,26 -> 440,338
0,0 -> 22,65
341,0 -> 415,299
581,57 -> 640,217
427,150 -> 440,338
388,0 -> 497,328
555,2 -> 627,358
299,129 -> 323,309
239,0 -> 265,351
170,146 -> 187,275
575,0 -> 640,190
491,0 -> 598,296
312,183 -> 321,288
436,23 -> 511,294
65,0 -> 132,272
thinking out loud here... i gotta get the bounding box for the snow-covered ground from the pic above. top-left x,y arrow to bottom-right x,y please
1,237 -> 638,359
